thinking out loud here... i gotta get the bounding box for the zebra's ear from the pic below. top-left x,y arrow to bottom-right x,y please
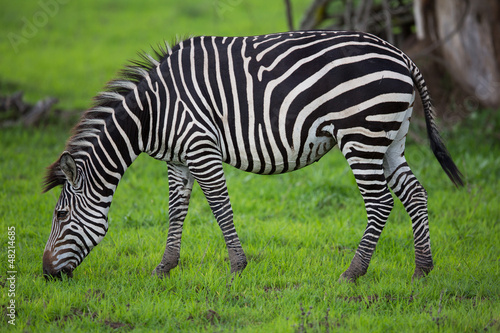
59,151 -> 79,188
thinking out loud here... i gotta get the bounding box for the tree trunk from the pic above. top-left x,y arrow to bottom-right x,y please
422,0 -> 500,107
298,0 -> 500,108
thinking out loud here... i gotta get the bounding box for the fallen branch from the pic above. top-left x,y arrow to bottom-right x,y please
0,91 -> 58,127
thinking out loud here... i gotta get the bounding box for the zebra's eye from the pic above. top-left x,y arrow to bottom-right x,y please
56,210 -> 69,220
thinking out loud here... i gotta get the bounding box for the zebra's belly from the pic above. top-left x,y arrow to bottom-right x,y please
291,135 -> 337,170
232,134 -> 337,175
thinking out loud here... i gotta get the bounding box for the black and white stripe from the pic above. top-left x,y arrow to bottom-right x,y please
42,31 -> 463,281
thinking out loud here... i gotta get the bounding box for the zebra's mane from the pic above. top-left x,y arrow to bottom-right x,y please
42,40 -> 182,193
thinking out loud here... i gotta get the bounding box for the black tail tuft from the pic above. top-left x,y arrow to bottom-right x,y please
427,125 -> 464,187
408,58 -> 464,187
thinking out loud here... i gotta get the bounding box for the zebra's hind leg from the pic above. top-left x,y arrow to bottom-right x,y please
338,142 -> 394,283
384,147 -> 434,280
152,163 -> 194,278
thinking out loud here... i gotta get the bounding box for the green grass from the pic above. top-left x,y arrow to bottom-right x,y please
1,1 -> 500,332
1,110 -> 499,332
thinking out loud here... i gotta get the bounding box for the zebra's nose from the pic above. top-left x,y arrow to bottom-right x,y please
42,250 -> 74,280
43,265 -> 73,280
43,262 -> 61,280
43,265 -> 61,280
43,266 -> 56,280
42,250 -> 61,280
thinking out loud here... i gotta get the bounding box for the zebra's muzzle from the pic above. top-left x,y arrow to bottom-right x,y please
42,251 -> 74,280
43,265 -> 74,280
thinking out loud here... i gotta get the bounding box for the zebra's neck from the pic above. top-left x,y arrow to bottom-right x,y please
69,104 -> 142,199
64,50 -> 176,197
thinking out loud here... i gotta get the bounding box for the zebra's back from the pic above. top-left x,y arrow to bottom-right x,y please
159,31 -> 415,174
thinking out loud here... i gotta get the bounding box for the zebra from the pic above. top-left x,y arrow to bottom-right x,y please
42,30 -> 463,282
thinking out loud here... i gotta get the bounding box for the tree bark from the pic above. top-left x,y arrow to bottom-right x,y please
299,0 -> 500,108
427,0 -> 500,107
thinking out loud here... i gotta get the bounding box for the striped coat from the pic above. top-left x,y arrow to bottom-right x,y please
42,31 -> 463,282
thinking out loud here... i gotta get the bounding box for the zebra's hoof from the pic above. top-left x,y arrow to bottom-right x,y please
228,248 -> 247,275
338,271 -> 358,284
412,265 -> 433,281
152,266 -> 171,279
230,260 -> 247,276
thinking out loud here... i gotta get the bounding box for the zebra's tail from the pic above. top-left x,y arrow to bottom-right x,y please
408,60 -> 464,187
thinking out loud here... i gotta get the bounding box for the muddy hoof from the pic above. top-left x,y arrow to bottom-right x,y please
412,265 -> 433,281
338,271 -> 358,283
152,266 -> 171,279
230,260 -> 248,275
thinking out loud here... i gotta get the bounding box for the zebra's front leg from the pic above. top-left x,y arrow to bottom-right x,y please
152,163 -> 194,278
339,165 -> 394,283
188,155 -> 247,275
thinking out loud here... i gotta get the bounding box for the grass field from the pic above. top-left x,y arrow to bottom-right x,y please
1,1 -> 499,332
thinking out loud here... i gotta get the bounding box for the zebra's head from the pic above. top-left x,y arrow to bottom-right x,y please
43,152 -> 109,279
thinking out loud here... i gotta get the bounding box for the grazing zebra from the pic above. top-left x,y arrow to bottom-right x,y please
42,31 -> 463,282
